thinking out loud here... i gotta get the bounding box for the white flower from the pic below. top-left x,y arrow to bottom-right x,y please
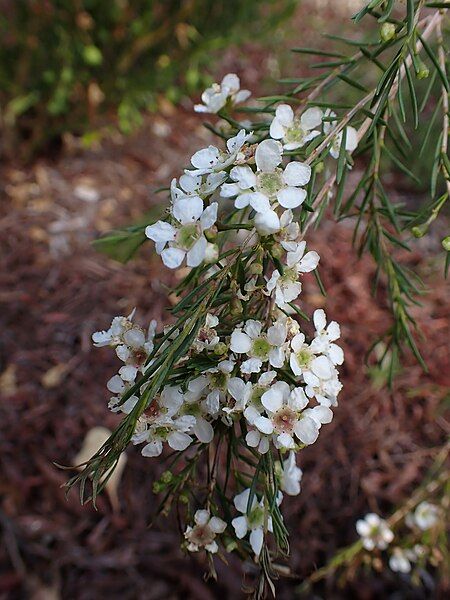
289,333 -> 333,381
280,452 -> 303,496
310,309 -> 344,366
225,376 -> 253,416
230,319 -> 287,374
255,381 -> 332,448
186,130 -> 251,176
180,379 -> 218,444
171,172 -> 227,201
389,548 -> 412,573
323,110 -> 358,159
303,368 -> 342,407
131,386 -> 195,457
231,489 -> 273,557
193,313 -> 220,352
92,310 -> 140,348
270,104 -> 323,150
275,209 -> 300,251
184,509 -> 226,553
221,139 -> 311,214
145,200 -> 218,269
184,359 -> 235,425
242,372 -> 277,452
194,73 -> 251,114
266,241 -> 320,309
356,513 -> 394,551
412,501 -> 440,530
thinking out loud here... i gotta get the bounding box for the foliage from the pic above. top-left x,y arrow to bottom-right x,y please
66,1 -> 449,597
0,0 -> 295,158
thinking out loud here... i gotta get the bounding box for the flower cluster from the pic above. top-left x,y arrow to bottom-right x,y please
356,501 -> 443,576
88,74 -> 354,585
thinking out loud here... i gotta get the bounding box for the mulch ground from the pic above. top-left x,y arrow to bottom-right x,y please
1,5 -> 449,599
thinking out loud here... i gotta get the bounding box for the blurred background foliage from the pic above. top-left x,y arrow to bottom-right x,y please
0,0 -> 296,159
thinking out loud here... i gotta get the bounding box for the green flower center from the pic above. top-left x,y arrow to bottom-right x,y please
280,267 -> 298,285
178,223 -> 200,250
180,403 -> 201,417
209,371 -> 228,390
296,348 -> 313,369
247,505 -> 265,529
153,426 -> 169,439
251,385 -> 266,409
285,119 -> 306,144
257,170 -> 283,198
250,337 -> 272,360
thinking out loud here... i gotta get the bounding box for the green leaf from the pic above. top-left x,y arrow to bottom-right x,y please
336,126 -> 348,184
406,0 -> 415,36
291,47 -> 347,58
337,73 -> 369,92
93,229 -> 147,263
405,60 -> 419,129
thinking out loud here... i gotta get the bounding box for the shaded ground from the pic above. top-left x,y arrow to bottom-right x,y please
1,3 -> 449,599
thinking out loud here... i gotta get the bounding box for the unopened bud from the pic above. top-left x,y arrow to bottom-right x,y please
380,22 -> 396,42
204,226 -> 218,242
416,59 -> 429,80
314,161 -> 325,174
249,262 -> 263,275
270,244 -> 284,260
152,482 -> 163,494
412,224 -> 427,238
179,493 -> 189,505
442,236 -> 450,251
230,297 -> 243,316
161,470 -> 173,484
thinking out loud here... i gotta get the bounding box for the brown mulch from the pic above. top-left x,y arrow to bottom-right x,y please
1,6 -> 449,600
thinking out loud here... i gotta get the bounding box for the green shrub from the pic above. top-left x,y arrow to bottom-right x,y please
0,0 -> 296,158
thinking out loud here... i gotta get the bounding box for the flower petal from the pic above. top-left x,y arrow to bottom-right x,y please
249,528 -> 264,556
277,187 -> 307,209
167,431 -> 192,451
255,139 -> 282,172
232,515 -> 248,538
230,330 -> 252,354
161,247 -> 186,269
283,162 -> 311,187
172,196 -> 203,224
145,221 -> 176,244
186,236 -> 207,267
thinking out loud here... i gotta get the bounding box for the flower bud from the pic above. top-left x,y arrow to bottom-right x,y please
412,224 -> 427,238
249,262 -> 263,275
380,22 -> 396,42
315,161 -> 325,174
442,236 -> 450,251
161,470 -> 173,484
230,297 -> 243,316
204,226 -> 218,242
415,59 -> 429,80
270,243 -> 284,260
153,482 -> 163,494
